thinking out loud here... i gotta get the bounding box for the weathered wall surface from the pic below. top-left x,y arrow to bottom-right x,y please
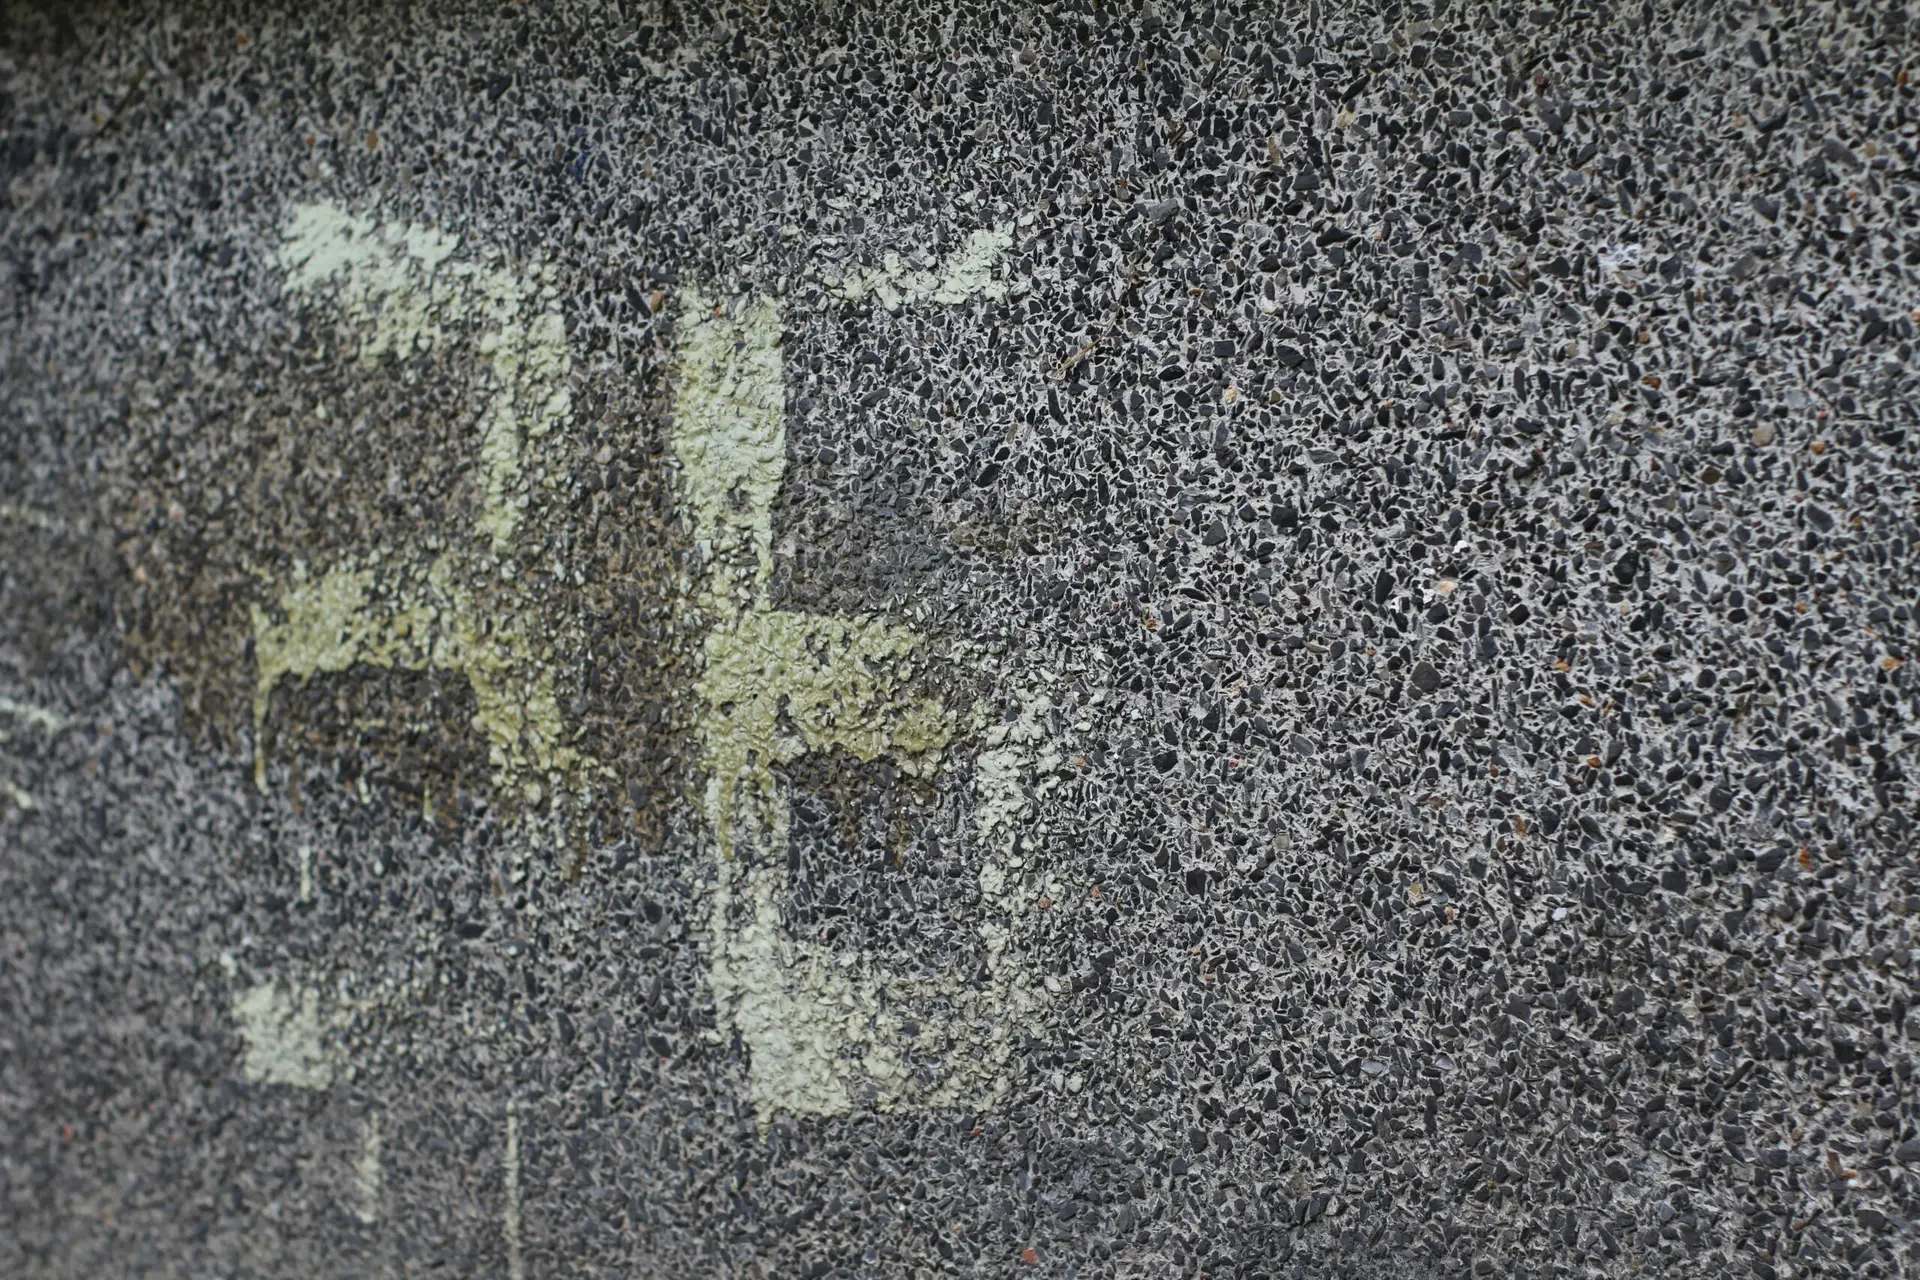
2,2 -> 1918,1275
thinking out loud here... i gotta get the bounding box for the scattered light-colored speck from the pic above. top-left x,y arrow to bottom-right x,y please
0,695 -> 71,736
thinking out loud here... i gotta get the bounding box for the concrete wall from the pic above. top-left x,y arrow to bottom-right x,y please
3,1 -> 1918,1275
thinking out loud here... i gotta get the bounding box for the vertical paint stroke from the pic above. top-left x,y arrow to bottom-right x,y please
672,290 -> 1040,1125
353,1114 -> 383,1225
503,1100 -> 524,1280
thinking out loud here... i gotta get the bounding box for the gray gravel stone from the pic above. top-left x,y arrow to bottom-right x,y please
3,2 -> 1919,1278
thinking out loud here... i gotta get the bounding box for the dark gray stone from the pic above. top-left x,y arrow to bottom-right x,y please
3,2 -> 1918,1277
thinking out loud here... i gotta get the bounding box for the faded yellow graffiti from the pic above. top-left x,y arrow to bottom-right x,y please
251,202 -> 592,809
673,291 -> 1040,1125
246,203 -> 1042,1124
250,557 -> 575,800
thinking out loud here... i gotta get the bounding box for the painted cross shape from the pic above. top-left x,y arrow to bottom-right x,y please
249,203 -> 1043,1124
672,292 -> 1039,1121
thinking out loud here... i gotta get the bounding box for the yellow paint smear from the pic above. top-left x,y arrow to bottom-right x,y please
253,201 -> 587,804
250,558 -> 574,797
698,609 -> 951,859
673,288 -> 1036,1123
278,201 -> 571,555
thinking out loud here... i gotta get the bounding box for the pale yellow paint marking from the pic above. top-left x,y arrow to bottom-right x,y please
674,291 -> 1038,1125
250,558 -> 574,798
504,1101 -> 525,1280
831,224 -> 1016,310
254,203 -> 587,803
353,1114 -> 383,1224
278,201 -> 571,553
232,980 -> 336,1089
245,206 -> 1045,1127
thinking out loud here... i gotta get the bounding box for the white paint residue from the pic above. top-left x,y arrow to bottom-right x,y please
352,1114 -> 383,1225
0,699 -> 64,802
672,290 -> 788,607
0,695 -> 70,736
278,200 -> 571,553
832,224 -> 1016,310
503,1101 -> 525,1280
973,692 -> 1052,913
232,980 -> 335,1089
674,288 -> 1041,1125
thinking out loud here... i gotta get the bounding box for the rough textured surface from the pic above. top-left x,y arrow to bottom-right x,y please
3,2 -> 1919,1276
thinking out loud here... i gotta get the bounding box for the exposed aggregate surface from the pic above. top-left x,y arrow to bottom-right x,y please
3,1 -> 1920,1276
